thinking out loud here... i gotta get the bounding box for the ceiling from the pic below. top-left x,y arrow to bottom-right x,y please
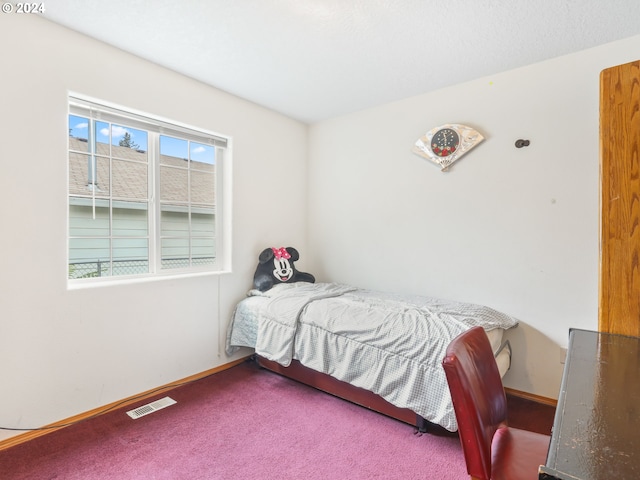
43,0 -> 640,124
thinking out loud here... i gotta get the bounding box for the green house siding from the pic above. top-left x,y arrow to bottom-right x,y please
69,202 -> 216,278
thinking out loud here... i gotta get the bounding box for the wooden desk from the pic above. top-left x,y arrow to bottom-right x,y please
539,329 -> 640,480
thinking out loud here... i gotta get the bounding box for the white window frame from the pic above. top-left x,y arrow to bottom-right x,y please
67,94 -> 231,286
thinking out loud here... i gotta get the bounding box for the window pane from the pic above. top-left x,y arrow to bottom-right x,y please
69,115 -> 89,152
191,211 -> 215,235
68,238 -> 110,278
69,199 -> 110,236
111,124 -> 148,156
161,238 -> 189,270
68,154 -> 110,196
161,166 -> 188,202
69,153 -> 91,196
160,135 -> 188,164
190,171 -> 215,205
113,238 -> 148,275
112,159 -> 148,199
93,157 -> 110,196
190,142 -> 215,168
161,206 -> 189,236
192,237 -> 215,265
95,121 -> 110,156
113,202 -> 148,237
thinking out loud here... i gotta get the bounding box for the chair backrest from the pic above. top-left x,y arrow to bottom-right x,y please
442,326 -> 508,480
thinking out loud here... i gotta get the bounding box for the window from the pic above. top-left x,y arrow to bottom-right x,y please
68,95 -> 229,281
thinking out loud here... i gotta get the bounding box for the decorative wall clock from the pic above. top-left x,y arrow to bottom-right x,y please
412,124 -> 484,171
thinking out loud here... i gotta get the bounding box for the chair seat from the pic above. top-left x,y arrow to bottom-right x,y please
491,426 -> 550,480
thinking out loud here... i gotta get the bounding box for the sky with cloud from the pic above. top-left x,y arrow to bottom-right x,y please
69,114 -> 215,165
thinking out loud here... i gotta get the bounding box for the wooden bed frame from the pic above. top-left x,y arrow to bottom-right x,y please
256,355 -> 435,433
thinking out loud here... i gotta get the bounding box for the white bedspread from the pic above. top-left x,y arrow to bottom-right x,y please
226,282 -> 518,431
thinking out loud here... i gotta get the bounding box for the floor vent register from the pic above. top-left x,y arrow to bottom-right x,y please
126,396 -> 177,419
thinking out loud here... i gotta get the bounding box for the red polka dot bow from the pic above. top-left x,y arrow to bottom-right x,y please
272,247 -> 291,260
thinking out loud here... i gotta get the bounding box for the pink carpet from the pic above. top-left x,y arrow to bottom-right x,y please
0,360 -> 468,479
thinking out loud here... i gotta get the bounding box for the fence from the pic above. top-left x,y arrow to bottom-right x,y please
69,257 -> 215,279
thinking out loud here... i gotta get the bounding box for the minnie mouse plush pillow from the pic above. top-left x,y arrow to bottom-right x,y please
252,247 -> 315,292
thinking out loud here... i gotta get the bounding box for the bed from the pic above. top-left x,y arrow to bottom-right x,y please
226,282 -> 518,432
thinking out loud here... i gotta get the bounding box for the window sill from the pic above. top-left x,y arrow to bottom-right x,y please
67,269 -> 231,290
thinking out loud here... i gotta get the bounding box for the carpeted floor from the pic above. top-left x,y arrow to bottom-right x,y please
0,359 -> 555,479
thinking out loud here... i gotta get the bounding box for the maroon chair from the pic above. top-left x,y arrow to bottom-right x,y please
442,326 -> 550,480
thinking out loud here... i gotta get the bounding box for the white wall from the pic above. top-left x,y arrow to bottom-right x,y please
308,35 -> 640,399
0,15 -> 308,441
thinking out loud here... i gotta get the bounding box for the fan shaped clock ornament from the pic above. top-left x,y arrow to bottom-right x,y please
412,124 -> 484,171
